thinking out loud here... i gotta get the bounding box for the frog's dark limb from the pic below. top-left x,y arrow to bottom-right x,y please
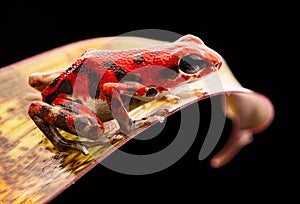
51,98 -> 105,140
102,82 -> 164,134
102,82 -> 160,102
28,100 -> 107,155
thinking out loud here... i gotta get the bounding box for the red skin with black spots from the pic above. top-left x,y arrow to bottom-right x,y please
28,34 -> 223,154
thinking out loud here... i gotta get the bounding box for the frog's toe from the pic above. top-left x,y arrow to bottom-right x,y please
80,144 -> 89,155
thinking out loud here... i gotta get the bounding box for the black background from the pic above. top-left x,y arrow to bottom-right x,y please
0,2 -> 296,203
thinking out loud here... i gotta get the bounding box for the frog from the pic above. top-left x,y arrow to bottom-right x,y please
28,34 -> 223,155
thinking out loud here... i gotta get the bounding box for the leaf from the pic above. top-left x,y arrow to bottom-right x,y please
0,36 -> 274,203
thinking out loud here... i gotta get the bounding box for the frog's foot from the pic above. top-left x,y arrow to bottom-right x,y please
131,94 -> 179,129
48,123 -> 90,155
107,133 -> 127,144
133,108 -> 169,128
46,126 -> 115,155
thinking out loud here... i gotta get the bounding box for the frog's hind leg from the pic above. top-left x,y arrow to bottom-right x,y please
28,102 -> 89,154
28,100 -> 108,155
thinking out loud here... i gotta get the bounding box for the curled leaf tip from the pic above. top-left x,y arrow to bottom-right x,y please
207,61 -> 275,168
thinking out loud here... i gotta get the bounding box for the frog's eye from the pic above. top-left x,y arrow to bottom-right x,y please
178,54 -> 207,74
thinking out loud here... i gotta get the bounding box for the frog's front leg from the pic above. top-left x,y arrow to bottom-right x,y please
28,98 -> 107,155
103,82 -> 168,134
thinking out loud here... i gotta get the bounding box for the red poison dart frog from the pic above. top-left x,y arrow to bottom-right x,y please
28,34 -> 222,155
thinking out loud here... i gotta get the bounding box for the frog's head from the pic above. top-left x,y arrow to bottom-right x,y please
141,34 -> 223,92
171,34 -> 222,83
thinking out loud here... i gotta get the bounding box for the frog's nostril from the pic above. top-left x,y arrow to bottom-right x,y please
214,61 -> 222,69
